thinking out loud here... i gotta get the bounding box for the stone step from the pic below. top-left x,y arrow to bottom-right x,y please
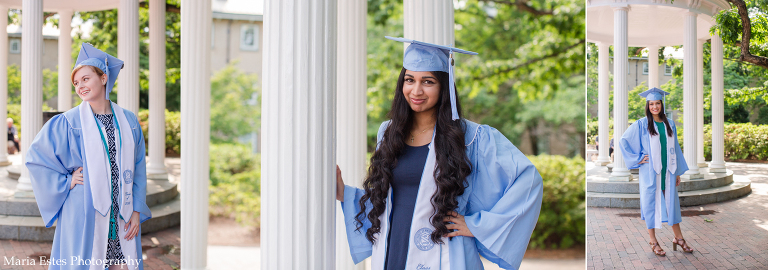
7,165 -> 19,180
0,195 -> 180,241
587,171 -> 733,193
587,178 -> 752,208
0,179 -> 178,216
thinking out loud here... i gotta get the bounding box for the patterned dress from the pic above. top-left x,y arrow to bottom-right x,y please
95,114 -> 126,267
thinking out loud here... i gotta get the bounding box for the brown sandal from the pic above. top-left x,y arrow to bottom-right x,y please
672,238 -> 693,253
649,241 -> 666,256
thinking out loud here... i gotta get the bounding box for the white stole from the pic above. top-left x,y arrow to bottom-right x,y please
371,131 -> 451,270
649,120 -> 676,229
79,102 -> 138,270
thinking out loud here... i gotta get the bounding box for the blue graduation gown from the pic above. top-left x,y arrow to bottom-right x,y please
619,117 -> 688,229
341,120 -> 544,269
25,105 -> 151,270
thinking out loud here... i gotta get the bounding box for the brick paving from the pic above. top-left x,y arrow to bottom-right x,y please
0,226 -> 180,270
588,162 -> 768,270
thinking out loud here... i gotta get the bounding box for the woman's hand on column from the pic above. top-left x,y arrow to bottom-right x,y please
71,167 -> 84,190
336,165 -> 345,202
443,211 -> 474,238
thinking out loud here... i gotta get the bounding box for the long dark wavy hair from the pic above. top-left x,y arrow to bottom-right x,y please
646,100 -> 673,136
355,67 -> 473,245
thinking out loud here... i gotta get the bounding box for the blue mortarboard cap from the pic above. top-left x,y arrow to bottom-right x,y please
385,36 -> 478,120
639,87 -> 670,102
74,43 -> 124,100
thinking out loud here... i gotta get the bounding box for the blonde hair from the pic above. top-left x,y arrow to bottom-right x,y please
70,65 -> 105,85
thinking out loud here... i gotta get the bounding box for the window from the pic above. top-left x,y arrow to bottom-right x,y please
211,23 -> 215,49
240,24 -> 259,51
664,64 -> 673,75
9,39 -> 20,54
642,62 -> 649,75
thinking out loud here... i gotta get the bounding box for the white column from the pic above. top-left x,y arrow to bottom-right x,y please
180,0 -> 211,268
57,10 -> 73,111
647,45 -> 660,88
262,0 -> 337,269
610,6 -> 631,181
16,0 -> 43,197
697,39 -> 707,169
0,5 -> 9,166
404,0 -> 453,45
336,0 -> 366,269
146,0 -> 167,179
681,12 -> 703,179
595,42 -> 611,166
118,0 -> 140,114
710,33 -> 726,173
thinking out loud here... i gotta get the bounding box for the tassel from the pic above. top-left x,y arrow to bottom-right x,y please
449,50 -> 459,121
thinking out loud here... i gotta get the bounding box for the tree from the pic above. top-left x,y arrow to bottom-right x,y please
712,0 -> 768,68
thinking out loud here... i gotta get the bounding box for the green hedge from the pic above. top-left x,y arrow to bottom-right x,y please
209,143 -> 261,227
137,109 -> 181,156
702,123 -> 768,161
528,154 -> 585,249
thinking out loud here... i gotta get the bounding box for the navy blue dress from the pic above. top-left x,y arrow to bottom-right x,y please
384,143 -> 430,270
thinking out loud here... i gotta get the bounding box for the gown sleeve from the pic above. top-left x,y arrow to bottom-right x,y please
671,122 -> 689,176
339,120 -> 390,264
463,126 -> 544,270
619,120 -> 646,170
127,112 -> 152,223
25,114 -> 79,228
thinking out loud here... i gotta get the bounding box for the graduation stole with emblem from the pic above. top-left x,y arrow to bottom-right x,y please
371,128 -> 451,270
80,102 -> 140,270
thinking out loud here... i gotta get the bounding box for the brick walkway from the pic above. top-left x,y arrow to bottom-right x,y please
588,162 -> 768,270
0,226 -> 180,270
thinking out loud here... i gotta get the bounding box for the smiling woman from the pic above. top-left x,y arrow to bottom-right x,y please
335,36 -> 543,270
24,43 -> 151,270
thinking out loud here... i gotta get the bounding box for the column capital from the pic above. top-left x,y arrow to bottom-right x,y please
611,4 -> 630,11
683,10 -> 699,17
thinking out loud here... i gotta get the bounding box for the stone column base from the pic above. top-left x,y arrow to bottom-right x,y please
594,159 -> 611,166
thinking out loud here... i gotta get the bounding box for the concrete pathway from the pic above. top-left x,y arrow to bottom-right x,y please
588,161 -> 768,269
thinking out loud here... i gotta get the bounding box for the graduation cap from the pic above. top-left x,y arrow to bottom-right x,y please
74,43 -> 124,100
385,36 -> 478,121
639,87 -> 670,113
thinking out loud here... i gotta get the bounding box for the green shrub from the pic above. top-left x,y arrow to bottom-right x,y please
137,109 -> 181,155
528,154 -> 585,249
209,143 -> 260,227
713,123 -> 768,161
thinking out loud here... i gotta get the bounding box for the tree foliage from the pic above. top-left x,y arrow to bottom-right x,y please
712,0 -> 768,68
209,62 -> 260,144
